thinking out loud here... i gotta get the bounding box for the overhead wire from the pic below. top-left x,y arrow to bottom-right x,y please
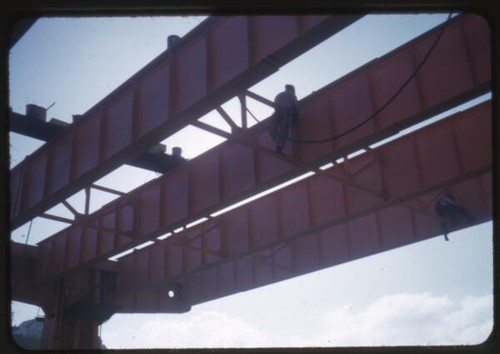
246,12 -> 453,144
24,219 -> 34,246
246,107 -> 261,124
291,12 -> 453,144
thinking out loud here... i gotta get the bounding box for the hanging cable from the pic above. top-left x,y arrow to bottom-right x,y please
287,12 -> 453,144
12,164 -> 27,220
24,219 -> 34,246
245,13 -> 453,144
246,106 -> 261,124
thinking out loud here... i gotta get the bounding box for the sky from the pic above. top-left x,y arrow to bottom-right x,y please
8,12 -> 494,349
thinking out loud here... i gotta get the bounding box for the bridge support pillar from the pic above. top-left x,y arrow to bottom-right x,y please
39,270 -> 117,350
41,313 -> 101,350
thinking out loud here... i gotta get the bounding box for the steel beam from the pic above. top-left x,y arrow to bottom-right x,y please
10,242 -> 43,305
30,14 -> 491,283
11,100 -> 492,313
119,174 -> 492,312
114,101 -> 492,310
9,111 -> 65,141
10,109 -> 186,174
10,14 -> 364,229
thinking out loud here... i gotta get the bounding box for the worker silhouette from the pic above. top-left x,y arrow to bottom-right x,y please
434,193 -> 475,241
270,84 -> 298,155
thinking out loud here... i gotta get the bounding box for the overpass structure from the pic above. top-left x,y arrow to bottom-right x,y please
9,13 -> 492,349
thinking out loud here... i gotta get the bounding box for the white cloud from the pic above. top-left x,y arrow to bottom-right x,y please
101,293 -> 493,349
306,293 -> 494,347
102,311 -> 271,349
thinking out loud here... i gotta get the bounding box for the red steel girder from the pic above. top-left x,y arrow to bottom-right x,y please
9,110 -> 186,174
115,100 -> 492,311
31,14 -> 491,283
10,241 -> 119,308
10,242 -> 42,305
11,100 -> 492,312
119,175 -> 492,313
9,14 -> 364,229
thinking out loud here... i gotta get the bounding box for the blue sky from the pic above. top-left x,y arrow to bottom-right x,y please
9,13 -> 493,348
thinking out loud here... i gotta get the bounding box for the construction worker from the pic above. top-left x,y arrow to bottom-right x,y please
270,84 -> 298,155
434,193 -> 475,241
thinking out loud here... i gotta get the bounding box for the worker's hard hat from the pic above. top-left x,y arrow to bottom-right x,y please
285,84 -> 295,92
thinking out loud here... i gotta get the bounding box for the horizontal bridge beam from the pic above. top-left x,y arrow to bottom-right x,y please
31,14 -> 491,283
11,99 -> 492,312
119,174 -> 492,313
10,14 -> 364,229
114,101 -> 492,311
9,110 -> 187,174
